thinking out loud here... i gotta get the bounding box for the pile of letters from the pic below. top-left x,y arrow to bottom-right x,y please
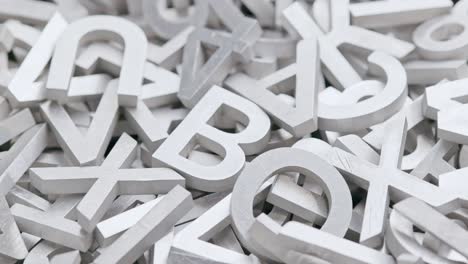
0,0 -> 468,263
